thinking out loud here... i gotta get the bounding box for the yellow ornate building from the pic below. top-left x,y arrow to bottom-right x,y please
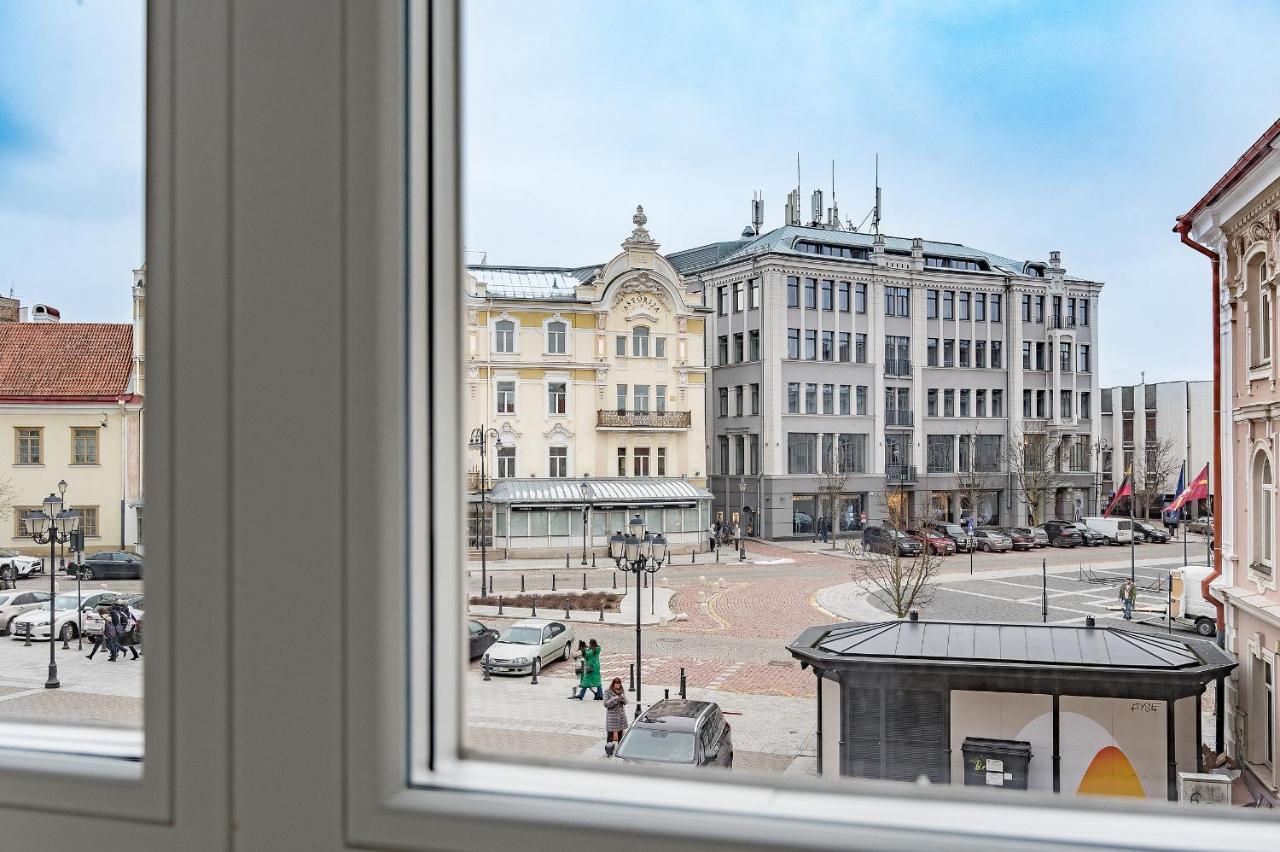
463,207 -> 711,554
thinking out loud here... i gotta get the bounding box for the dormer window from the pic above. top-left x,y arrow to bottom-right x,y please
925,256 -> 986,272
794,240 -> 869,260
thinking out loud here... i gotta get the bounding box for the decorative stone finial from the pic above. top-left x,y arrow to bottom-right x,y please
627,204 -> 653,244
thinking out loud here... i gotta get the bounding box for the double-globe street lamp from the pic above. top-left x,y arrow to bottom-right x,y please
468,427 -> 504,596
608,514 -> 668,717
25,489 -> 81,689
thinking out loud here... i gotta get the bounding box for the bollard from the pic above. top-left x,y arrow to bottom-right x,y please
679,667 -> 687,699
599,601 -> 605,622
565,603 -> 570,620
612,573 -> 617,590
23,627 -> 31,647
691,550 -> 696,564
488,575 -> 494,595
715,545 -> 720,563
482,654 -> 491,681
530,657 -> 540,685
582,573 -> 587,591
552,575 -> 557,592
665,689 -> 670,700
531,596 -> 537,617
565,553 -> 570,569
521,574 -> 526,593
592,553 -> 597,568
497,595 -> 503,615
62,631 -> 70,651
628,663 -> 635,692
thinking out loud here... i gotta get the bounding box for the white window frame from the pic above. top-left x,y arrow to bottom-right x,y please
543,315 -> 568,355
18,2 -> 1264,849
492,316 -> 517,353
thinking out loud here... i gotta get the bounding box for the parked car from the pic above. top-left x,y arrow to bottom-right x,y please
1071,521 -> 1107,547
1188,516 -> 1213,536
1001,528 -> 1038,552
480,618 -> 574,675
10,589 -> 122,642
615,699 -> 733,768
1132,521 -> 1169,544
1040,520 -> 1084,548
1082,517 -> 1133,545
862,525 -> 922,557
923,522 -> 976,553
904,528 -> 956,556
972,529 -> 1011,553
0,549 -> 44,581
467,618 -> 499,660
0,590 -> 51,634
72,551 -> 144,580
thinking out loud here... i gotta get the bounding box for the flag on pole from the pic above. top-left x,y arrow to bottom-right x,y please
1103,467 -> 1132,518
1165,464 -> 1186,521
1166,463 -> 1210,514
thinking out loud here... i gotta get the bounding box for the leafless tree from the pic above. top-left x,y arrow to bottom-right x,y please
955,429 -> 998,524
1002,428 -> 1070,525
818,448 -> 854,550
0,476 -> 17,526
1131,437 -> 1181,519
850,492 -> 943,618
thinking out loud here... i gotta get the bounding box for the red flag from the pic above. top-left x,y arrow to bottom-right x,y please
1103,472 -> 1132,518
1166,464 -> 1209,514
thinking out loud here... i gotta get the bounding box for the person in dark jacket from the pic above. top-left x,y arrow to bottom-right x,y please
603,677 -> 628,756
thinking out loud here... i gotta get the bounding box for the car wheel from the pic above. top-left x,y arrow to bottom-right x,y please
78,566 -> 94,581
1195,618 -> 1216,637
0,566 -> 13,582
561,643 -> 571,662
59,622 -> 75,641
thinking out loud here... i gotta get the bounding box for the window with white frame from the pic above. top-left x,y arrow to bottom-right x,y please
547,381 -> 567,415
1252,448 -> 1273,573
545,319 -> 567,353
496,445 -> 516,478
1248,252 -> 1271,367
496,380 -> 515,414
632,325 -> 649,357
548,446 -> 568,477
494,318 -> 516,352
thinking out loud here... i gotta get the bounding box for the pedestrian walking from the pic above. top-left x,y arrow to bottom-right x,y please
570,639 -> 602,700
86,605 -> 112,660
603,677 -> 628,757
1119,579 -> 1137,621
115,603 -> 141,660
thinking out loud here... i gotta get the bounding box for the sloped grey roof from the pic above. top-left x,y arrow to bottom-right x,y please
468,265 -> 601,300
666,240 -> 753,275
723,226 -> 1034,274
789,620 -> 1234,673
488,477 -> 712,505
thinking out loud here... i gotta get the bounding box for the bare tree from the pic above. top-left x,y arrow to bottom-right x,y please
1131,437 -> 1181,519
0,476 -> 17,526
1002,428 -> 1070,525
955,429 -> 998,524
818,441 -> 854,550
850,492 -> 943,618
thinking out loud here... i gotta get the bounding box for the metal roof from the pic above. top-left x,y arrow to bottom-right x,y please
488,477 -> 712,505
468,265 -> 601,300
789,620 -> 1234,673
666,240 -> 753,275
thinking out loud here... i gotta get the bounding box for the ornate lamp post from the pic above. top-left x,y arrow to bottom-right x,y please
468,427 -> 503,595
579,482 -> 594,565
608,513 -> 667,717
25,493 -> 80,689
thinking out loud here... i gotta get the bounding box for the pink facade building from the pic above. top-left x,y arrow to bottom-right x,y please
1178,118 -> 1280,803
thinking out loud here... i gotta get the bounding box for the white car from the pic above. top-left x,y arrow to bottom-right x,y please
10,589 -> 122,642
0,590 -> 52,634
0,549 -> 44,581
480,618 -> 575,675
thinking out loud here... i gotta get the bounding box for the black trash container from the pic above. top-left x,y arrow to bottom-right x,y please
960,737 -> 1032,790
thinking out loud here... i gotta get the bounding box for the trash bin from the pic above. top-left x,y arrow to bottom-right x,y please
960,737 -> 1032,790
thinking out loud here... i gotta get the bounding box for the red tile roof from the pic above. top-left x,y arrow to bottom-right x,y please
0,323 -> 135,401
1176,116 -> 1280,228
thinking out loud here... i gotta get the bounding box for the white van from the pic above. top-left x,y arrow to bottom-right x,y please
1082,516 -> 1133,544
1170,565 -> 1223,637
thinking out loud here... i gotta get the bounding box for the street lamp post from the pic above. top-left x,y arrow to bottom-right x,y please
738,479 -> 747,561
468,427 -> 503,596
25,493 -> 80,689
608,514 -> 667,718
580,482 -> 594,565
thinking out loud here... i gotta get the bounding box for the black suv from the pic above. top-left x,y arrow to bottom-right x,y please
1132,521 -> 1170,544
862,525 -> 922,557
1040,520 -> 1083,548
616,699 -> 733,768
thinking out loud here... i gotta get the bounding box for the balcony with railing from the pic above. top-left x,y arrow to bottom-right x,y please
885,463 -> 918,483
596,409 -> 692,429
1021,418 -> 1048,433
885,409 -> 913,427
1049,315 -> 1077,330
883,358 -> 912,377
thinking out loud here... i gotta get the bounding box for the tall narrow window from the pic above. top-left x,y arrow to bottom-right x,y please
943,290 -> 954,320
821,279 -> 834,311
839,281 -> 851,311
787,275 -> 800,307
632,325 -> 650,357
855,333 -> 867,363
821,331 -> 834,361
494,319 -> 516,353
805,383 -> 817,414
733,282 -> 743,312
750,383 -> 759,415
990,293 -> 1002,322
16,427 -> 42,464
72,427 -> 100,464
656,385 -> 667,413
496,446 -> 516,478
546,320 -> 566,353
805,330 -> 817,360
787,329 -> 800,360
856,282 -> 867,313
616,384 -> 627,413
548,446 -> 568,477
856,385 -> 868,415
547,382 -> 567,415
717,286 -> 727,316
959,292 -> 970,320
927,290 -> 938,319
974,293 -> 986,321
992,389 -> 1004,417
804,277 -> 818,309
617,447 -> 627,476
839,385 -> 850,415
633,447 -> 651,476
748,278 -> 760,309
991,340 -> 1002,368
838,332 -> 851,362
748,329 -> 760,360
496,381 -> 516,414
822,383 -> 834,415
1253,451 -> 1273,570
634,385 -> 650,413
787,382 -> 800,414
656,447 -> 667,476
733,332 -> 744,362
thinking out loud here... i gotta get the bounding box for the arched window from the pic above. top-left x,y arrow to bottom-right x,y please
494,319 -> 515,353
545,320 -> 566,354
1247,253 -> 1271,367
1253,449 -> 1274,570
631,325 -> 649,357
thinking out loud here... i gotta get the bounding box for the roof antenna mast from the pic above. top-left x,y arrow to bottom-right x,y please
872,153 -> 882,236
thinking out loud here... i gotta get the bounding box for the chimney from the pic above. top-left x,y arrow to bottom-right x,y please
28,304 -> 61,323
910,237 -> 924,271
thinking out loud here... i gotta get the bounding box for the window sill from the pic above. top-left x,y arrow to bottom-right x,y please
68,463 -> 102,467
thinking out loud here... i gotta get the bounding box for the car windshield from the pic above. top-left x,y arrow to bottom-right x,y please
498,626 -> 543,645
943,525 -> 965,536
47,593 -> 92,611
617,728 -> 696,763
0,549 -> 18,558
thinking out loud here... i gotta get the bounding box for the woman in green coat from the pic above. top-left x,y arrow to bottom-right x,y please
571,639 -> 602,700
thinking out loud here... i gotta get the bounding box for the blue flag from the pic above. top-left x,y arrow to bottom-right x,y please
1166,463 -> 1186,521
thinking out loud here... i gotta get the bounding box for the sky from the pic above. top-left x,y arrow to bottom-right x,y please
463,0 -> 1280,385
3,2 -> 1279,385
0,0 -> 144,324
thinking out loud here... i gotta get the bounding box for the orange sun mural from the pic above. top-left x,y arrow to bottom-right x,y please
1076,746 -> 1145,797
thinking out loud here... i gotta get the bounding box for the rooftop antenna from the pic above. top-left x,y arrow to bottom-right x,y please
828,160 -> 839,227
872,154 -> 882,236
751,191 -> 764,235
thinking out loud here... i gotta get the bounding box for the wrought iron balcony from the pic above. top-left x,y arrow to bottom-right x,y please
883,358 -> 912,377
885,464 -> 918,483
1049,315 -> 1077,330
1021,418 -> 1048,433
596,409 -> 692,428
885,409 -> 914,427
